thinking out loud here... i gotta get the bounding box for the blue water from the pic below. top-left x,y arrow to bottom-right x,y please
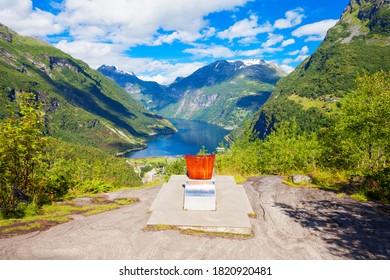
126,119 -> 230,158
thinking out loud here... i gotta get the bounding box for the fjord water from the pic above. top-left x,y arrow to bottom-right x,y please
126,119 -> 230,158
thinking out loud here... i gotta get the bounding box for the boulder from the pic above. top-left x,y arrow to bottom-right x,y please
291,174 -> 312,184
142,168 -> 157,184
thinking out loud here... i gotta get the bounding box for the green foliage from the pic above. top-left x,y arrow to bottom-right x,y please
218,122 -> 262,175
216,120 -> 320,176
252,97 -> 332,139
222,72 -> 390,202
309,169 -> 349,191
75,180 -> 114,194
368,4 -> 390,35
318,71 -> 390,201
259,121 -> 320,174
322,71 -> 390,171
197,146 -> 210,155
0,92 -> 50,217
0,93 -> 143,218
364,168 -> 390,202
44,140 -> 141,198
340,71 -> 389,169
164,157 -> 187,176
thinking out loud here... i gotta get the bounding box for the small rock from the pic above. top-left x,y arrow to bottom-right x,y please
142,168 -> 157,184
291,174 -> 312,184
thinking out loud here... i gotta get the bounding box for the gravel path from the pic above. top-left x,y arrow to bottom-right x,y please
0,176 -> 389,260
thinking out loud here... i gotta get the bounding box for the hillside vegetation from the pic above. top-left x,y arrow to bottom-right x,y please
252,0 -> 390,137
218,0 -> 390,203
0,93 -> 142,218
0,24 -> 176,153
217,71 -> 390,202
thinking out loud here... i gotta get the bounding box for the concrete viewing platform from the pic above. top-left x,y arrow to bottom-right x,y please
147,175 -> 254,234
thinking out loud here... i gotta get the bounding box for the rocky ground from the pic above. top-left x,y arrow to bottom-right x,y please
0,176 -> 389,260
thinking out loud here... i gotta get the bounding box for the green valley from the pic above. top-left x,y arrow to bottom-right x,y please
99,60 -> 285,129
0,24 -> 176,153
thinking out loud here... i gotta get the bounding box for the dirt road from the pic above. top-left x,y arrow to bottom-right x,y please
0,176 -> 389,259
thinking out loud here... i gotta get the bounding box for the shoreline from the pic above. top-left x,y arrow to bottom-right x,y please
115,144 -> 147,157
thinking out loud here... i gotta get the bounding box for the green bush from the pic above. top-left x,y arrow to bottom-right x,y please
216,120 -> 320,176
364,168 -> 390,202
76,180 -> 114,194
0,93 -> 50,217
165,157 -> 186,176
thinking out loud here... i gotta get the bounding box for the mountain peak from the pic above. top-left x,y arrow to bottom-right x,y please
98,65 -> 117,72
241,59 -> 267,66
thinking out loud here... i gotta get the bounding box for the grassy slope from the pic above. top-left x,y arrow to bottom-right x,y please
252,0 -> 390,136
0,24 -> 175,152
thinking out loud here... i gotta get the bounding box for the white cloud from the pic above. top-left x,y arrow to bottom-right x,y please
0,0 -> 63,36
0,0 -> 255,84
57,0 -> 250,45
282,58 -> 294,64
217,14 -> 273,41
281,38 -> 295,47
284,46 -> 309,63
69,25 -> 106,40
292,19 -> 338,41
55,39 -> 205,85
279,64 -> 295,73
237,49 -> 263,57
301,46 -> 309,54
274,8 -> 305,29
238,36 -> 260,45
152,31 -> 202,46
0,0 -> 250,45
202,27 -> 216,39
183,45 -> 236,58
183,43 -> 283,60
139,62 -> 206,85
260,47 -> 283,53
55,40 -> 114,65
261,33 -> 284,48
288,46 -> 308,56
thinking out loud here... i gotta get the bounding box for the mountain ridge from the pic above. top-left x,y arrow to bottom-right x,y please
99,59 -> 286,129
0,23 -> 176,153
251,0 -> 390,138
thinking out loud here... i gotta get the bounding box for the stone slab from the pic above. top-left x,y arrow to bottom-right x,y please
147,175 -> 254,234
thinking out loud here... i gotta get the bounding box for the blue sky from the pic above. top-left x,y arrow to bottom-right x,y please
0,0 -> 349,84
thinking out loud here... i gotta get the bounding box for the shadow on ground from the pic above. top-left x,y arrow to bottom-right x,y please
274,199 -> 390,259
